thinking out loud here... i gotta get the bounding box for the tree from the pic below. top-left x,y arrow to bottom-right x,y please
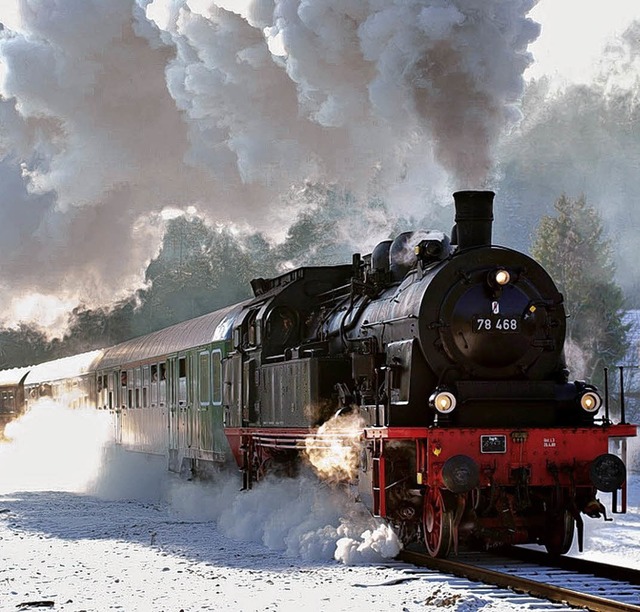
531,195 -> 628,383
132,216 -> 276,337
0,324 -> 52,368
275,182 -> 397,268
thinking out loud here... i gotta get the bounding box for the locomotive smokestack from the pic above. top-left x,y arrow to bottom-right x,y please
452,190 -> 495,250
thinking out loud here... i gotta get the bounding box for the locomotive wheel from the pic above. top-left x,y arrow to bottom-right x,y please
423,487 -> 453,558
544,510 -> 575,556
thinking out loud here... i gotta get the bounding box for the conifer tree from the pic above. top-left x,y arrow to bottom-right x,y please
531,195 -> 628,383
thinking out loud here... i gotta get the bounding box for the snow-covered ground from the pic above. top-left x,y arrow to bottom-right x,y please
0,403 -> 638,612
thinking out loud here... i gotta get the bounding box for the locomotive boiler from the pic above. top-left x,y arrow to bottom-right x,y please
1,190 -> 636,559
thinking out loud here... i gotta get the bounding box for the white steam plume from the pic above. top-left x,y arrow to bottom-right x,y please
0,404 -> 400,563
91,446 -> 401,564
166,473 -> 402,564
0,1 -> 539,331
0,398 -> 112,494
304,411 -> 365,483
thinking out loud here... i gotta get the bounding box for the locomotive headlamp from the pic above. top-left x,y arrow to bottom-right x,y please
580,390 -> 602,413
429,389 -> 457,414
494,269 -> 510,286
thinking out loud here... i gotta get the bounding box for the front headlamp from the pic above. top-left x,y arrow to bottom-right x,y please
429,389 -> 457,414
487,268 -> 511,293
580,390 -> 602,413
494,269 -> 510,286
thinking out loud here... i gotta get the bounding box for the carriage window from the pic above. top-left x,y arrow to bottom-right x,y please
178,357 -> 187,404
135,367 -> 142,408
127,369 -> 134,408
98,374 -> 108,409
212,350 -> 222,405
112,372 -> 120,409
199,352 -> 210,405
151,364 -> 158,407
159,362 -> 167,407
143,366 -> 149,408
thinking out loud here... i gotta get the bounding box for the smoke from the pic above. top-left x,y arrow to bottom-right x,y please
564,337 -> 589,381
144,0 -> 539,194
0,1 -> 540,332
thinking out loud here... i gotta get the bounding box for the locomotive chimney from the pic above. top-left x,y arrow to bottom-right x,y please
452,190 -> 495,250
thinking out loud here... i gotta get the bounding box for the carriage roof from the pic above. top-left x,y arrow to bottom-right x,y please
93,302 -> 244,371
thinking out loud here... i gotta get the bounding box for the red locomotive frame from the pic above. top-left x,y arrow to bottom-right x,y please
226,421 -> 636,557
365,423 -> 636,554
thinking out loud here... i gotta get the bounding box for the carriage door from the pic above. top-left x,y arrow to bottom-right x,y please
227,354 -> 243,427
111,371 -> 122,444
167,357 -> 179,464
229,307 -> 260,426
177,355 -> 190,451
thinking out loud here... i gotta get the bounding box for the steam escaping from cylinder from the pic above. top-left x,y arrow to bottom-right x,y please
304,412 -> 365,483
0,1 -> 540,331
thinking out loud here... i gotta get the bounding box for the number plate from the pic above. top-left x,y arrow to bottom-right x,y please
473,316 -> 520,333
481,435 -> 507,454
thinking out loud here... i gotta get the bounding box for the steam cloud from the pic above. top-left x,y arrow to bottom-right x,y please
0,403 -> 400,564
164,472 -> 401,564
0,1 -> 540,332
0,399 -> 112,493
304,411 -> 365,482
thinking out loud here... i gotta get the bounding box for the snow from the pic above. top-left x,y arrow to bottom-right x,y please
23,351 -> 103,386
0,402 -> 638,611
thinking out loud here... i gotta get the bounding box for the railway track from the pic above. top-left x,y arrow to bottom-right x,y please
397,547 -> 640,611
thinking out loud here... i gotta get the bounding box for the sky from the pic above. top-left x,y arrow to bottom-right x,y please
0,0 -> 638,335
0,401 -> 638,611
526,0 -> 639,86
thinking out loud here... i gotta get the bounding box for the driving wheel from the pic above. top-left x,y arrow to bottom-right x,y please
544,510 -> 575,555
423,487 -> 454,557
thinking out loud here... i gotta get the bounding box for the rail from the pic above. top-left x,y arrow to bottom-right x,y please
398,547 -> 640,612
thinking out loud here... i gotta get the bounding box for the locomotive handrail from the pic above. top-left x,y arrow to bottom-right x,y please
619,366 -> 626,424
316,282 -> 351,300
361,314 -> 418,328
604,364 -> 638,425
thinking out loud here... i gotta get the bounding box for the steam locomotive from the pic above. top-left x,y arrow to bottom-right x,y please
1,190 -> 636,558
